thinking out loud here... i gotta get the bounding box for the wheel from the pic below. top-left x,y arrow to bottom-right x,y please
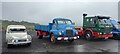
84,31 -> 93,40
100,38 -> 108,41
37,35 -> 43,39
37,31 -> 43,39
113,34 -> 120,40
27,43 -> 31,46
68,39 -> 74,43
50,34 -> 56,43
7,44 -> 13,48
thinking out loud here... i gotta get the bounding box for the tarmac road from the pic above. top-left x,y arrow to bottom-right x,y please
1,31 -> 119,54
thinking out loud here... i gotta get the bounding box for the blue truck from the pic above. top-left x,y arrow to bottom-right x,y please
34,18 -> 79,43
110,20 -> 120,39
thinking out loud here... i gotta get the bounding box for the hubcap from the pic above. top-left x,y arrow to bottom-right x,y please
86,34 -> 90,39
51,34 -> 55,42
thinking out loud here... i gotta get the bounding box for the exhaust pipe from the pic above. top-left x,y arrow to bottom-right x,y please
83,14 -> 87,18
83,14 -> 87,17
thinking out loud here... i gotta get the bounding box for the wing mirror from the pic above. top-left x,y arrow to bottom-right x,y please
72,22 -> 75,25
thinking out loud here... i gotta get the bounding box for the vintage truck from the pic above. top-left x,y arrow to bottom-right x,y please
110,20 -> 120,39
76,14 -> 113,40
34,18 -> 79,43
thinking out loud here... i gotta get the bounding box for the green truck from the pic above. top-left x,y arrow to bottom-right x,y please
76,14 -> 113,40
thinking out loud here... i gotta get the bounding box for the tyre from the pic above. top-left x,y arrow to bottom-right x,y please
50,34 -> 56,43
113,34 -> 120,40
7,44 -> 13,48
38,35 -> 43,39
68,39 -> 74,43
100,38 -> 108,41
27,43 -> 31,46
37,32 -> 43,39
84,31 -> 93,40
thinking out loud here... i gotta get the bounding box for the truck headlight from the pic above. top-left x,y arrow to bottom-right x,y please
99,32 -> 102,34
76,32 -> 78,35
58,32 -> 62,35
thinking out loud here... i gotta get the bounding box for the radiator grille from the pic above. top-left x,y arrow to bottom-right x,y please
18,40 -> 27,42
66,30 -> 73,37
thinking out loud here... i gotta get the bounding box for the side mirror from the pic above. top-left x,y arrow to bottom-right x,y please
72,22 -> 75,25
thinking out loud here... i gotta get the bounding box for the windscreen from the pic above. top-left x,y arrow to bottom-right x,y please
99,19 -> 111,24
57,20 -> 72,24
114,22 -> 120,29
9,29 -> 26,33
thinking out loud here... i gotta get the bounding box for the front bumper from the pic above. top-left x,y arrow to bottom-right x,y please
8,40 -> 31,45
57,36 -> 79,40
94,34 -> 113,39
113,32 -> 120,36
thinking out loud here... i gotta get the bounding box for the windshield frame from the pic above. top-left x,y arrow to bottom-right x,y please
9,28 -> 27,33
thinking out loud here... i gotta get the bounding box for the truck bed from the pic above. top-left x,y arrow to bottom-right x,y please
34,25 -> 50,32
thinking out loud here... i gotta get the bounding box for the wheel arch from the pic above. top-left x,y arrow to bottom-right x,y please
84,28 -> 94,36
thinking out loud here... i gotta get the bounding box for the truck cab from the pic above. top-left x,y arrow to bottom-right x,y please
111,20 -> 120,39
50,18 -> 79,42
76,14 -> 113,40
6,25 -> 32,48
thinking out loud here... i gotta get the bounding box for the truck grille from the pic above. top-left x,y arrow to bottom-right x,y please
18,40 -> 27,42
104,28 -> 110,33
66,30 -> 73,37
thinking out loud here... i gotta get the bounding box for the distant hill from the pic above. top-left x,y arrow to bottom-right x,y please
0,20 -> 39,31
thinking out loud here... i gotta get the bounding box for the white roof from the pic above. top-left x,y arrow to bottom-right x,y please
7,25 -> 26,29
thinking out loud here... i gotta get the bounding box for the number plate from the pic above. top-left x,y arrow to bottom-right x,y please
105,37 -> 108,39
69,37 -> 73,39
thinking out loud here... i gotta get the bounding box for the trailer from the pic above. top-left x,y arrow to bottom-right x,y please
34,18 -> 79,43
76,14 -> 113,40
110,20 -> 120,39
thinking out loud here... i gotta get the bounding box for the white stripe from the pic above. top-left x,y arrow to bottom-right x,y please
64,37 -> 68,40
57,38 -> 62,40
74,37 -> 77,39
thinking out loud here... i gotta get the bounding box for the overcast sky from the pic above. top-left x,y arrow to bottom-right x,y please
1,0 -> 119,2
1,1 -> 119,26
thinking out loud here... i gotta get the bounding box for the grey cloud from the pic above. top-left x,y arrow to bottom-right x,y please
2,2 -> 118,26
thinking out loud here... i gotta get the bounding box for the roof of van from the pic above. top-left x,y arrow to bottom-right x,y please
7,25 -> 26,29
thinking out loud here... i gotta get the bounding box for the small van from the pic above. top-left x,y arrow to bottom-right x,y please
6,25 -> 32,47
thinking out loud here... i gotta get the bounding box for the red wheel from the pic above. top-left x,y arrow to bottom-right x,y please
37,31 -> 43,39
50,34 -> 56,43
84,31 -> 93,40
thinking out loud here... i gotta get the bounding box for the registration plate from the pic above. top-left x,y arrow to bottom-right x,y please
68,37 -> 73,39
105,37 -> 108,39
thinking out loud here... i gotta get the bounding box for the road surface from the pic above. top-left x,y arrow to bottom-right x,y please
1,31 -> 119,54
